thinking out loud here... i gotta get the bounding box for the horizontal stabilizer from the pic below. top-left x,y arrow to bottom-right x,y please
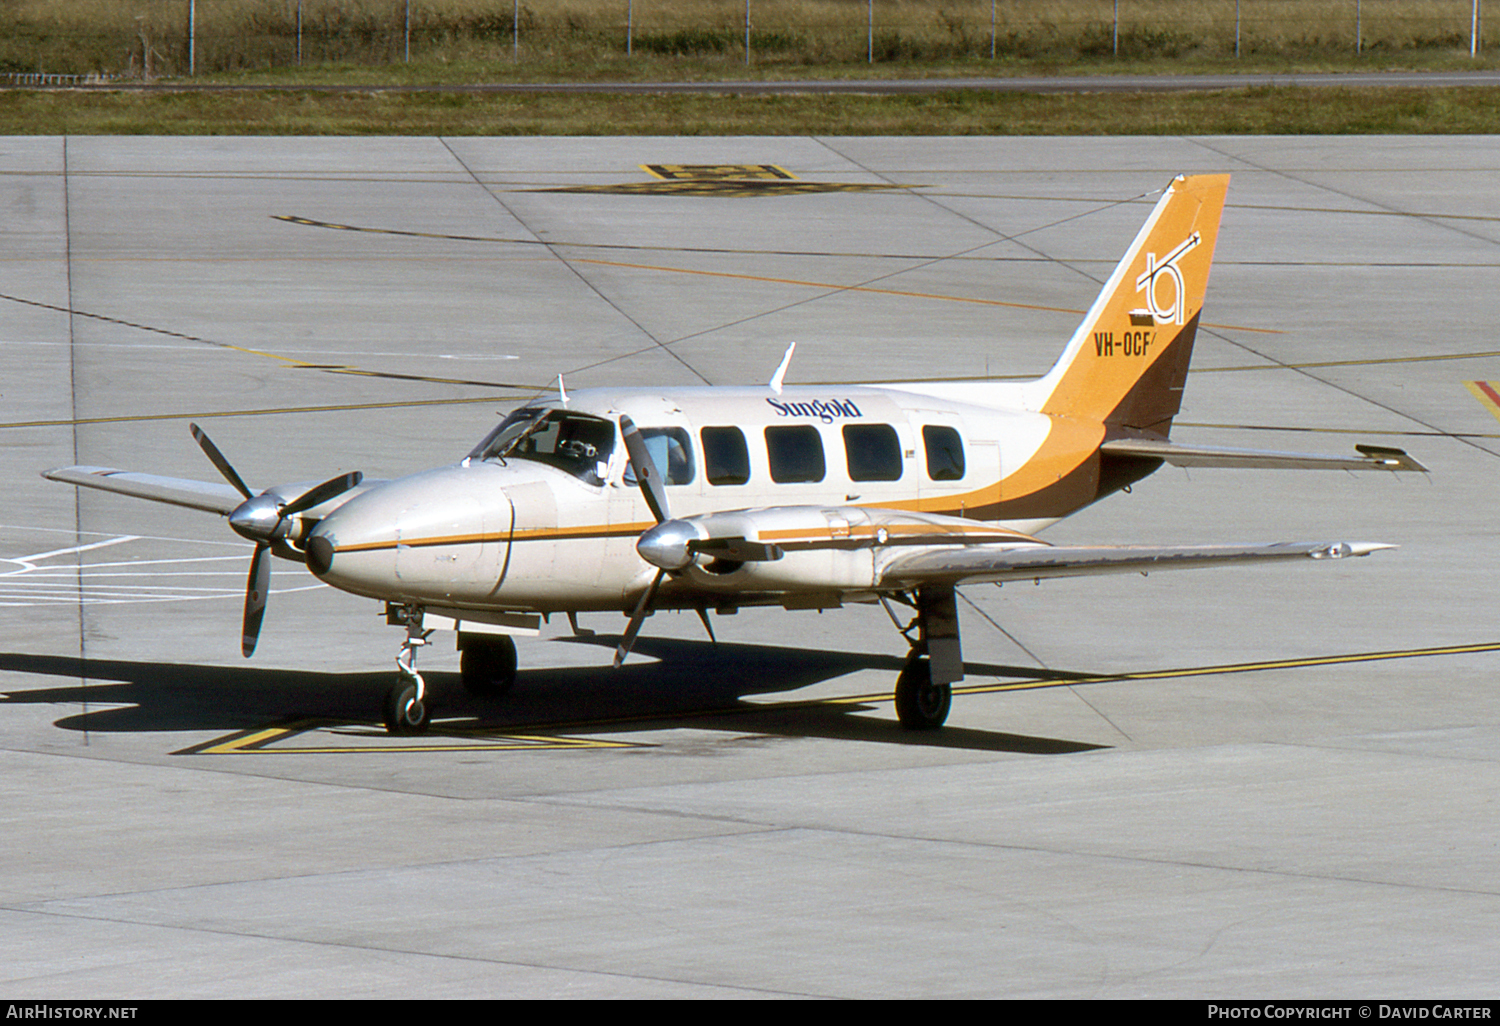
1100,438 -> 1427,472
881,540 -> 1393,588
43,466 -> 246,515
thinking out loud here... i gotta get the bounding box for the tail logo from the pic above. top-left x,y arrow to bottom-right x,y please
1135,232 -> 1202,326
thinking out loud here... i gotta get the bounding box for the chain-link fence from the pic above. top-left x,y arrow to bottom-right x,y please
0,1 -> 1489,80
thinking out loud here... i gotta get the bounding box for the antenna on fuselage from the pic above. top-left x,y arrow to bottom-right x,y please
769,343 -> 796,395
556,373 -> 569,407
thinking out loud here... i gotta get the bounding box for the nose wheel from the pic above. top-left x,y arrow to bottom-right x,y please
384,677 -> 431,735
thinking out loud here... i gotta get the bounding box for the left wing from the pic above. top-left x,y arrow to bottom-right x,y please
635,504 -> 1394,591
878,538 -> 1392,589
1100,438 -> 1426,472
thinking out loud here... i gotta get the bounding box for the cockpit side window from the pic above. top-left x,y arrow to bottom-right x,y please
473,409 -> 616,486
624,427 -> 695,486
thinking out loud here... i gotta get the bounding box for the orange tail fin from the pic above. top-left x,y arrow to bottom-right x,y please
1027,174 -> 1229,436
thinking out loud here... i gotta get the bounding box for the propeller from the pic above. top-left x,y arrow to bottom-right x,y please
615,416 -> 784,666
615,416 -> 672,668
190,423 -> 363,657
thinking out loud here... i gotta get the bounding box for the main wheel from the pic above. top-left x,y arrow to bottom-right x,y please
460,635 -> 517,697
383,679 -> 431,735
895,655 -> 951,730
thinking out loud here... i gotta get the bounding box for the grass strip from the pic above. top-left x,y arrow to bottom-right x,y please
3,84 -> 1500,135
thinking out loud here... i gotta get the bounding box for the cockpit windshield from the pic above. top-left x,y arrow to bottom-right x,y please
468,408 -> 617,486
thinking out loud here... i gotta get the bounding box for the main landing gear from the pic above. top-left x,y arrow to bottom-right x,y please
887,584 -> 963,731
459,634 -> 517,697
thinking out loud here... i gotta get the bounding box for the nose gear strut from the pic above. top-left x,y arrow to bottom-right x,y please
384,607 -> 433,735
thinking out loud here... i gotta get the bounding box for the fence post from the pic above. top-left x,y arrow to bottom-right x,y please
628,0 -> 633,56
404,0 -> 411,63
1113,0 -> 1119,56
297,0 -> 303,65
1356,0 -> 1362,55
1473,0 -> 1482,55
990,0 -> 996,59
514,0 -> 519,59
745,0 -> 752,66
1235,0 -> 1241,58
868,0 -> 874,63
188,0 -> 195,75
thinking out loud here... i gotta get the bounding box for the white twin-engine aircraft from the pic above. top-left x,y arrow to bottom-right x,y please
47,174 -> 1424,735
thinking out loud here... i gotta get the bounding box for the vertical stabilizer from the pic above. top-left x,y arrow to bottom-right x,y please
1027,174 -> 1229,436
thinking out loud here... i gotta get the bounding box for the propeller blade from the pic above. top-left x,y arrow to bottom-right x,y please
242,542 -> 270,658
614,569 -> 663,668
620,415 -> 670,525
281,471 -> 363,517
190,422 -> 254,500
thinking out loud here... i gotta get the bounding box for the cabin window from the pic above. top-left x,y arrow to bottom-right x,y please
765,425 -> 826,484
843,424 -> 903,482
701,426 -> 751,485
923,425 -> 965,481
624,427 -> 695,486
471,408 -> 616,486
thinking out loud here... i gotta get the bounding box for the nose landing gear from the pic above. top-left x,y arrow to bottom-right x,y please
385,609 -> 433,735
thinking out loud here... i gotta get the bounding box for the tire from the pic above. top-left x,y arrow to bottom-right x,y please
383,679 -> 431,735
459,635 -> 517,697
894,655 -> 951,730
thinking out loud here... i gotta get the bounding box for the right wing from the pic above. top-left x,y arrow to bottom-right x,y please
43,466 -> 245,515
42,465 -> 381,518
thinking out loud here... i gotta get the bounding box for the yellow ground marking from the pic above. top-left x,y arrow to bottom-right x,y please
178,640 -> 1500,755
1465,381 -> 1500,423
1202,350 -> 1500,373
179,720 -> 652,755
1175,420 -> 1500,440
569,254 -> 1276,333
824,640 -> 1500,707
542,163 -> 906,196
538,181 -> 908,197
271,215 -> 1281,332
643,164 -> 796,181
0,393 -> 532,431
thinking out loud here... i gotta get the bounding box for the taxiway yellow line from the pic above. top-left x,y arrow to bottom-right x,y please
180,722 -> 650,755
828,640 -> 1500,706
567,255 -> 1280,334
179,640 -> 1500,755
0,393 -> 530,431
1201,349 -> 1500,373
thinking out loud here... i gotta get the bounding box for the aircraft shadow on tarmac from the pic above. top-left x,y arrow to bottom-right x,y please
0,639 -> 1106,755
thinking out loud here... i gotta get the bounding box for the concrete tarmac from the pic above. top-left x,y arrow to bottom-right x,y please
2,135 -> 1499,998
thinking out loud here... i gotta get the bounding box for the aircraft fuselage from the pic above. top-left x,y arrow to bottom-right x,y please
305,384 -> 1093,616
